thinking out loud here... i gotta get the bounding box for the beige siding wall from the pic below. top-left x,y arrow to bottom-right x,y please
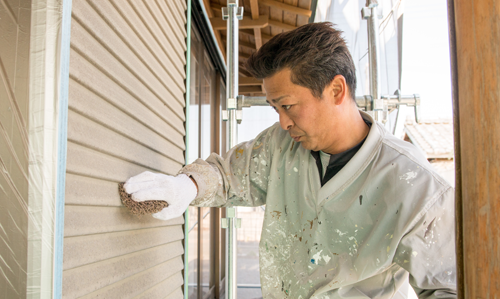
0,1 -> 30,298
64,0 -> 187,298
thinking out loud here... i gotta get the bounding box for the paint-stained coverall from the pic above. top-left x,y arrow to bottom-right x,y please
180,112 -> 456,298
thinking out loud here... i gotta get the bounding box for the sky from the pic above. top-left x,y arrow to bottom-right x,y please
400,0 -> 453,119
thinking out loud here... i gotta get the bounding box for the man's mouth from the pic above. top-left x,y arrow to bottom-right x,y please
291,135 -> 301,142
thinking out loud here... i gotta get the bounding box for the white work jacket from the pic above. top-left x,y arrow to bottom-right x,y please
180,112 -> 456,298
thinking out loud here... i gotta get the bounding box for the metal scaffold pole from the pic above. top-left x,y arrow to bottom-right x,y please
361,1 -> 420,127
363,0 -> 384,122
221,1 -> 243,298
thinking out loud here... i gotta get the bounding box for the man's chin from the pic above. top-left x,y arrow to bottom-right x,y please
298,140 -> 314,151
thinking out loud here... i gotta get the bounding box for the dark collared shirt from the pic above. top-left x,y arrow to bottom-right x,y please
311,119 -> 372,186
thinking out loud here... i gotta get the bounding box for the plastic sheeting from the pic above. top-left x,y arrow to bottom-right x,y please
0,0 -> 70,298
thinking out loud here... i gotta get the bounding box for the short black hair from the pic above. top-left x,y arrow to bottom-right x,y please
245,22 -> 357,100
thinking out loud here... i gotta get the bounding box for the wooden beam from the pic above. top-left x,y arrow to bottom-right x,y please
248,0 -> 263,50
249,0 -> 260,19
261,32 -> 273,42
451,0 -> 500,296
240,29 -> 273,42
254,29 -> 263,50
211,3 -> 247,14
211,3 -> 297,33
268,19 -> 297,31
239,66 -> 252,77
202,0 -> 226,58
260,0 -> 312,17
239,86 -> 263,93
447,2 -> 464,296
210,15 -> 268,30
238,40 -> 256,50
239,77 -> 262,86
239,52 -> 251,60
238,52 -> 251,63
222,38 -> 255,51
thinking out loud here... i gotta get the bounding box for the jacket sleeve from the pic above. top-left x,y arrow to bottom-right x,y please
179,123 -> 280,208
393,187 -> 457,298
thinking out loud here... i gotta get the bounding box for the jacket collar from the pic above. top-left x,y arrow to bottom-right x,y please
316,111 -> 384,206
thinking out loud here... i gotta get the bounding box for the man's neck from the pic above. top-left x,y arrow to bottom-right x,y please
322,107 -> 370,155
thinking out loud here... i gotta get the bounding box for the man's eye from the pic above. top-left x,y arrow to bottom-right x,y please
283,105 -> 292,110
271,106 -> 278,113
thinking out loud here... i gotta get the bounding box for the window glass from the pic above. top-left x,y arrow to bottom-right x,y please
200,207 -> 211,297
188,206 -> 199,299
187,24 -> 222,299
187,27 -> 201,299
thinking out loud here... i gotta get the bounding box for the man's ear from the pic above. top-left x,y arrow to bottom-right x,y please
327,75 -> 348,105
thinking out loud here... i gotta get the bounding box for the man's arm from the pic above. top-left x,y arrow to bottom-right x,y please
393,187 -> 457,298
180,123 -> 280,208
124,123 -> 280,220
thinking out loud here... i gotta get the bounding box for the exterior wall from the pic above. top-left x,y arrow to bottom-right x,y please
63,0 -> 187,298
0,1 -> 31,297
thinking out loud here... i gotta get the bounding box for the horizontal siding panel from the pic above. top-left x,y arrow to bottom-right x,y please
156,1 -> 187,41
64,225 -> 184,270
70,24 -> 185,124
68,54 -> 185,143
143,0 -> 186,53
132,273 -> 183,299
86,0 -> 186,96
65,1 -> 187,297
67,110 -> 183,171
128,1 -> 186,67
66,141 -> 178,183
64,204 -> 184,237
62,241 -> 184,298
65,173 -> 122,207
72,0 -> 186,105
111,0 -> 185,74
165,0 -> 186,37
165,288 -> 184,299
68,81 -> 184,162
177,0 -> 187,10
79,256 -> 184,299
172,0 -> 187,23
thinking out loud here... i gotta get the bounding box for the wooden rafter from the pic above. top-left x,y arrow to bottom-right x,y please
249,0 -> 263,50
240,29 -> 273,42
238,52 -> 251,63
202,0 -> 226,59
210,15 -> 269,30
268,19 -> 298,31
222,38 -> 255,51
260,0 -> 312,17
210,3 -> 298,32
240,86 -> 263,93
239,66 -> 252,77
207,0 -> 312,92
239,77 -> 263,86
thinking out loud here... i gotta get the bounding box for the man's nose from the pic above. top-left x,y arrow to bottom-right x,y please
279,112 -> 293,131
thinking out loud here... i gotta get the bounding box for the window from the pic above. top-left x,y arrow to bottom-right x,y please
187,25 -> 225,299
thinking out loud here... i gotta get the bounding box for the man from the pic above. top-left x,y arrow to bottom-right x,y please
124,22 -> 456,298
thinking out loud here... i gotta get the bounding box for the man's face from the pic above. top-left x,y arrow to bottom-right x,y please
263,69 -> 339,152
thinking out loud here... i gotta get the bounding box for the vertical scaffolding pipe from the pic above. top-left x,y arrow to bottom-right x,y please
365,0 -> 382,121
223,1 -> 241,298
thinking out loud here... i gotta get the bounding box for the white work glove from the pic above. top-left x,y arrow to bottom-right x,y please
124,171 -> 198,221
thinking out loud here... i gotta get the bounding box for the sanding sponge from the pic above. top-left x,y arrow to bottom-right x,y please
119,182 -> 169,215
